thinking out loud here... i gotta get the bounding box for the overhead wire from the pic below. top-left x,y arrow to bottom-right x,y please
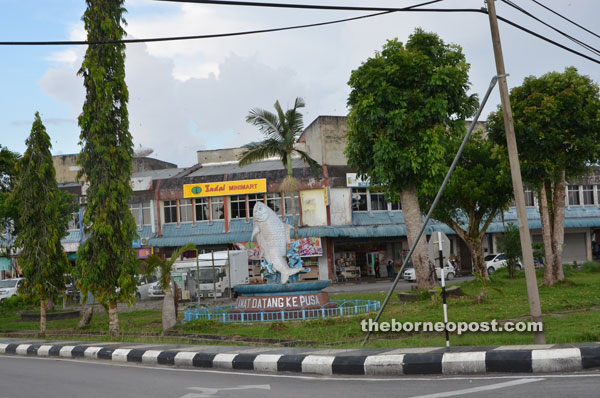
501,0 -> 600,57
531,0 -> 600,40
0,0 -> 599,66
0,0 -> 443,45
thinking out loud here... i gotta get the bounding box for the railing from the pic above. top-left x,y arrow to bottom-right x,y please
184,300 -> 381,324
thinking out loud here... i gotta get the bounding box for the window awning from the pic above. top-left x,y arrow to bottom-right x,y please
0,257 -> 12,271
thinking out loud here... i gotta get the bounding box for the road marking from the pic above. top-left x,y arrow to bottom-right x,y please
407,378 -> 544,398
3,355 -> 600,382
179,384 -> 271,397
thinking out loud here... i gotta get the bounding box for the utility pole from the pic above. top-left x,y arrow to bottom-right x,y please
485,0 -> 545,344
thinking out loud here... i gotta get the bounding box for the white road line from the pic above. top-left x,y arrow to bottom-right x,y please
407,378 -> 545,398
3,355 -> 600,382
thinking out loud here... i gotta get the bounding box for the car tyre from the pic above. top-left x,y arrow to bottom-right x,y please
136,292 -> 141,300
447,272 -> 455,280
487,267 -> 495,275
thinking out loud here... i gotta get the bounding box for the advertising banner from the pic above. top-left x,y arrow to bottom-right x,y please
235,237 -> 323,259
184,179 -> 266,198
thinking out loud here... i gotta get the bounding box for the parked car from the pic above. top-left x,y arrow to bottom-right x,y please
0,278 -> 23,301
403,265 -> 455,282
136,275 -> 159,300
485,253 -> 522,274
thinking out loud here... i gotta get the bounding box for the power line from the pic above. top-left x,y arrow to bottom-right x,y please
531,0 -> 600,40
0,0 -> 443,46
501,0 -> 600,57
1,1 -> 599,66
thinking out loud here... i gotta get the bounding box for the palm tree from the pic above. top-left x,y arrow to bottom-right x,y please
142,243 -> 196,331
239,97 -> 321,238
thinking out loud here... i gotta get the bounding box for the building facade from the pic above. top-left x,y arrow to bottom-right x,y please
52,116 -> 600,283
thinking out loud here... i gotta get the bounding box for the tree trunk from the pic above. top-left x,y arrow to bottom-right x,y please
78,304 -> 94,329
540,182 -> 556,285
467,236 -> 489,279
108,300 -> 119,337
551,173 -> 566,282
400,186 -> 435,289
46,296 -> 55,311
162,288 -> 177,331
40,298 -> 47,335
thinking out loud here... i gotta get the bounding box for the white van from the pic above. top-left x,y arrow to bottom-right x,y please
0,278 -> 23,301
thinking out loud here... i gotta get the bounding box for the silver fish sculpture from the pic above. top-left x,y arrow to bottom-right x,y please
251,201 -> 302,283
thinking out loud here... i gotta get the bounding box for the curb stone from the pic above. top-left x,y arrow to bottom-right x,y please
1,341 -> 599,376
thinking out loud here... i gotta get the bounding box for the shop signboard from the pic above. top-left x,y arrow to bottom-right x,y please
184,179 -> 267,198
136,247 -> 152,259
235,237 -> 322,260
346,173 -> 370,187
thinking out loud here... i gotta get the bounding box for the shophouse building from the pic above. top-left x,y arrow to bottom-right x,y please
50,116 -> 600,284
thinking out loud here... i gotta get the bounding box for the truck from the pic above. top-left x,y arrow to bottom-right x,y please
172,250 -> 249,299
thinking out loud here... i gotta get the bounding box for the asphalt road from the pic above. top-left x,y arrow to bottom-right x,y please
2,356 -> 599,398
324,276 -> 474,294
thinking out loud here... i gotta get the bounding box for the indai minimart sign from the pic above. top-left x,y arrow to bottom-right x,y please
184,179 -> 267,198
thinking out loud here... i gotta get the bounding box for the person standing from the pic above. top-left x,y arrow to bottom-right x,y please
387,258 -> 394,279
374,257 -> 381,278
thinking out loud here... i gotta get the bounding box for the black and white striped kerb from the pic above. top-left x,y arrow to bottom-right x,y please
1,343 -> 598,376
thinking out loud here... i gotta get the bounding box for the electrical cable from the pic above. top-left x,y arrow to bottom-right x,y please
531,0 -> 600,40
0,0 -> 443,46
0,1 -> 599,66
501,0 -> 600,57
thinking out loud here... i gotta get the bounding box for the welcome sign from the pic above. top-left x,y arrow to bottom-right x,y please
184,179 -> 267,198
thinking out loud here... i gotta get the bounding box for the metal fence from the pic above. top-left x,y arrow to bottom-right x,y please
184,300 -> 381,324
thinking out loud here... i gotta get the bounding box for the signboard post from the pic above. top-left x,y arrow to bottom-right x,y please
432,231 -> 450,347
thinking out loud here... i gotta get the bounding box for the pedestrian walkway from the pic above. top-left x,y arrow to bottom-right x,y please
1,338 -> 598,376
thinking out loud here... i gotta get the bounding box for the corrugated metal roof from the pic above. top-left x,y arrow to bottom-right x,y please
61,230 -> 82,244
352,211 -> 405,225
132,168 -> 185,180
187,158 -> 309,177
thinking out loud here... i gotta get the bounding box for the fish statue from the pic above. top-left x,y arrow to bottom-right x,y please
251,201 -> 303,284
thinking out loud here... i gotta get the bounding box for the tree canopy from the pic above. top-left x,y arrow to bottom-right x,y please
487,66 -> 600,285
346,29 -> 478,195
11,113 -> 75,333
0,145 -> 21,254
76,0 -> 137,336
345,29 -> 478,289
426,132 -> 513,277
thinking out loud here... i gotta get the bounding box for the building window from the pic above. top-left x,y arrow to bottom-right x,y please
68,210 -> 80,230
351,188 -> 368,211
568,185 -> 580,206
210,196 -> 225,221
141,201 -> 151,225
179,199 -> 193,223
524,189 -> 535,207
370,191 -> 387,211
164,200 -> 177,223
284,192 -> 300,216
129,203 -> 140,226
230,195 -> 247,220
266,192 -> 283,216
248,193 -> 265,218
195,198 -> 209,222
390,201 -> 402,211
583,185 -> 594,205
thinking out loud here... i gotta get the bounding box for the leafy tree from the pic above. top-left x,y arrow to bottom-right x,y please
0,145 -> 21,259
496,223 -> 522,279
142,243 -> 196,331
425,132 -> 513,279
346,29 -> 478,289
10,113 -> 75,334
76,0 -> 138,337
239,97 -> 321,238
488,67 -> 600,286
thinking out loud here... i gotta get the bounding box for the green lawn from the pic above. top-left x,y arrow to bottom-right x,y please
1,264 -> 599,348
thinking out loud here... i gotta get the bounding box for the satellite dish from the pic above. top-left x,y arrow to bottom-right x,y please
134,145 -> 154,158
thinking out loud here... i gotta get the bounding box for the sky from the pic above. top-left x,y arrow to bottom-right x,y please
1,0 -> 600,168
